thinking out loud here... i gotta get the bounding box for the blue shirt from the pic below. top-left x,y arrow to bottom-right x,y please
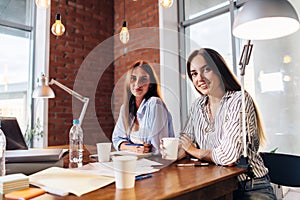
112,97 -> 174,154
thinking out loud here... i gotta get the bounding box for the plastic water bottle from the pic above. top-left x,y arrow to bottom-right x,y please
0,121 -> 6,176
69,119 -> 83,168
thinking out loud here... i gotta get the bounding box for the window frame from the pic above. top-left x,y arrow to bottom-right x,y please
0,1 -> 35,135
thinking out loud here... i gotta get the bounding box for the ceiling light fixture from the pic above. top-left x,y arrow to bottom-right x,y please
233,0 -> 299,40
35,0 -> 50,9
120,0 -> 129,44
120,21 -> 129,44
51,13 -> 66,37
160,0 -> 173,8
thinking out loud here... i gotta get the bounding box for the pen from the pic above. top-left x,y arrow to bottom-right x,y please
176,163 -> 209,167
135,174 -> 153,181
125,143 -> 144,147
118,136 -> 129,140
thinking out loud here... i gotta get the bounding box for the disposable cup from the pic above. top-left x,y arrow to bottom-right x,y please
115,188 -> 136,200
161,137 -> 179,160
112,156 -> 137,189
96,142 -> 112,162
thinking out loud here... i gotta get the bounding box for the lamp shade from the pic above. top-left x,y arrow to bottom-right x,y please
32,75 -> 55,98
233,0 -> 300,40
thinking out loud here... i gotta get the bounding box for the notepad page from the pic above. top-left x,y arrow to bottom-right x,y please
80,158 -> 162,177
29,167 -> 115,197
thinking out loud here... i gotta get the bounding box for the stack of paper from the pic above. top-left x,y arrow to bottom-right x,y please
0,173 -> 29,194
29,167 -> 115,197
78,158 -> 163,177
29,158 -> 163,197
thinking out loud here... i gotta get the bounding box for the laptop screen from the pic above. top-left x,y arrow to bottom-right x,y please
0,117 -> 28,150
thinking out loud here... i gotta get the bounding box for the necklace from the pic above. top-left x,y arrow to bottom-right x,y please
205,101 -> 215,133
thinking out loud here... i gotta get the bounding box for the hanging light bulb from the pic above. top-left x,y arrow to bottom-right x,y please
120,21 -> 129,44
51,13 -> 65,37
160,0 -> 173,8
35,0 -> 51,8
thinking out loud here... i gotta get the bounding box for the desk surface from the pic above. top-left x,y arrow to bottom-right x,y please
31,147 -> 246,200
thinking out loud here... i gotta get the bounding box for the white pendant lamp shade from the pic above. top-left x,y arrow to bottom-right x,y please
233,0 -> 300,40
32,75 -> 55,98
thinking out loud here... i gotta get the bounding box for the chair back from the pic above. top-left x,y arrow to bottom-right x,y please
260,152 -> 300,187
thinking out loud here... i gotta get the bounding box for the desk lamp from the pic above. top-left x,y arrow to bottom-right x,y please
232,0 -> 300,158
32,74 -> 89,125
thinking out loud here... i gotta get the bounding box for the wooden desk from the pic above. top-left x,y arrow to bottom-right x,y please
32,149 -> 246,200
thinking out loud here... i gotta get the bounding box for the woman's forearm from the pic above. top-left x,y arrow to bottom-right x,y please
187,146 -> 212,162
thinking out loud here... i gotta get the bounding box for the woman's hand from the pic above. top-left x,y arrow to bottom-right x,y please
160,138 -> 182,160
120,142 -> 151,153
179,134 -> 193,151
179,135 -> 213,162
132,142 -> 151,153
141,142 -> 151,153
179,135 -> 200,158
160,139 -> 167,159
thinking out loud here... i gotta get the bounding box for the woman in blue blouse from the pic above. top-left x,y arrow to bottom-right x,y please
112,60 -> 174,154
178,48 -> 276,199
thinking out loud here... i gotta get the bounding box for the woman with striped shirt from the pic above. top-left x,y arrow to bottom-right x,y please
179,48 -> 276,199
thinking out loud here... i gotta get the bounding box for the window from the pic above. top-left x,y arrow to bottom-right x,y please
185,12 -> 233,108
181,0 -> 300,155
0,0 -> 34,133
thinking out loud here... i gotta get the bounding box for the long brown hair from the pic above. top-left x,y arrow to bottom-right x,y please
187,48 -> 266,146
123,60 -> 162,132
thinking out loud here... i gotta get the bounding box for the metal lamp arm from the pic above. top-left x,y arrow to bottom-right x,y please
49,79 -> 89,124
238,40 -> 253,158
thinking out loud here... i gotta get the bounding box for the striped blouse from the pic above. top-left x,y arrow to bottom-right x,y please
182,90 -> 268,181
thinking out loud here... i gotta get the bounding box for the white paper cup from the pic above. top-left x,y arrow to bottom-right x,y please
96,142 -> 112,162
112,156 -> 137,189
162,137 -> 179,160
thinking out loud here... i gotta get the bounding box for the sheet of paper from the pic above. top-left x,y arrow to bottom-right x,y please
29,167 -> 115,197
77,158 -> 163,177
110,150 -> 153,158
29,158 -> 162,197
90,151 -> 153,160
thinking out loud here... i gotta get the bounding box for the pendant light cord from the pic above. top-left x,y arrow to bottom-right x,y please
123,0 -> 126,20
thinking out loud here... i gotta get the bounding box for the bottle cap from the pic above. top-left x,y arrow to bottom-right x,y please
73,119 -> 80,125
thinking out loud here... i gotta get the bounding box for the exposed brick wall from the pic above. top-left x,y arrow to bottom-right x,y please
49,0 -> 114,146
113,0 -> 160,120
48,0 -> 160,146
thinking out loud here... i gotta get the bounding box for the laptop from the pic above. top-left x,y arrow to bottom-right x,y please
0,117 -> 28,150
0,116 -> 65,163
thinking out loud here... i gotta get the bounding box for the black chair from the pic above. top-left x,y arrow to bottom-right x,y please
260,152 -> 300,187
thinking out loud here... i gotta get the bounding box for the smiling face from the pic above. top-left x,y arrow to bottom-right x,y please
130,66 -> 151,101
190,54 -> 222,96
